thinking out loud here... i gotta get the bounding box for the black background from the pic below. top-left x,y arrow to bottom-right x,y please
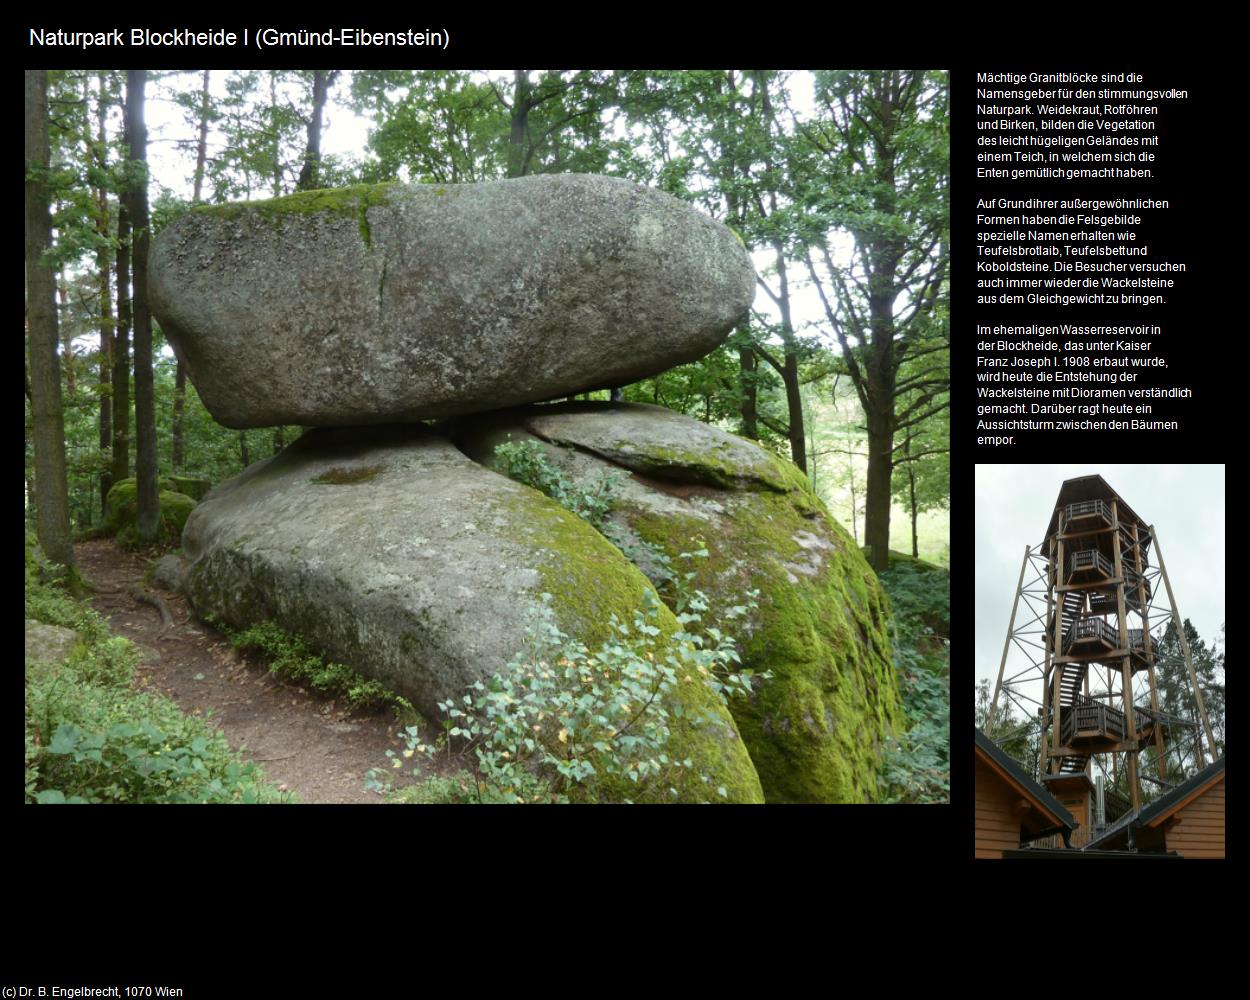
19,23 -> 1227,974
965,62 -> 1217,460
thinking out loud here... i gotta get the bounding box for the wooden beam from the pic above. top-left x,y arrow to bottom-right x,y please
1055,580 -> 1125,593
988,545 -> 1030,737
1132,522 -> 1167,779
1057,527 -> 1117,542
1050,742 -> 1139,758
1110,499 -> 1141,811
1151,527 -> 1218,759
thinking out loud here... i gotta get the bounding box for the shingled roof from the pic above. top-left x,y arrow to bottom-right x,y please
1084,756 -> 1226,851
975,728 -> 1076,838
1044,474 -> 1150,542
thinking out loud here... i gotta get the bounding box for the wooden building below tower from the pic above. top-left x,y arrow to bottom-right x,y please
975,729 -> 1075,858
1085,757 -> 1226,858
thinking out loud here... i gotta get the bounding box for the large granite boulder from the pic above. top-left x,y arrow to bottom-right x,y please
181,424 -> 764,803
149,175 -> 754,429
445,402 -> 902,803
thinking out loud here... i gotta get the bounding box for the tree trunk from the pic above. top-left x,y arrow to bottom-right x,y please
507,70 -> 532,178
239,431 -> 250,467
864,412 -> 894,571
847,456 -> 859,544
782,346 -> 806,473
192,70 -> 210,202
125,69 -> 159,544
112,203 -> 131,490
269,71 -> 283,197
92,73 -> 115,511
861,78 -> 903,574
757,75 -> 806,473
173,69 -> 210,478
273,426 -> 285,456
57,275 -> 75,394
297,70 -> 337,191
738,342 -> 758,439
25,70 -> 77,571
906,446 -> 919,558
172,364 -> 186,472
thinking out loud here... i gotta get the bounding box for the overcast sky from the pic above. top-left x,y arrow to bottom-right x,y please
975,464 -> 1225,710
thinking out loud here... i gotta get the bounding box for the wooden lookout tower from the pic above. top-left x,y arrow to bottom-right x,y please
985,475 -> 1219,846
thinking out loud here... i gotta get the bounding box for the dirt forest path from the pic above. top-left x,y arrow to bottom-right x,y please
76,538 -> 431,804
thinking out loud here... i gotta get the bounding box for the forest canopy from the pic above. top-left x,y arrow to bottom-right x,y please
24,68 -> 950,570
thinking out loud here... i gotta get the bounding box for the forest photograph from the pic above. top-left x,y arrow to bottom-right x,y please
24,69 -> 950,805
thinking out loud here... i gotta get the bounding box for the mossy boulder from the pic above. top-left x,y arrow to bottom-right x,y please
104,478 -> 197,545
445,402 -> 903,803
181,425 -> 763,804
25,620 -> 83,666
162,475 -> 212,501
149,175 -> 754,429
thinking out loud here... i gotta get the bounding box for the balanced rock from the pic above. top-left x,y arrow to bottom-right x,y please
445,402 -> 902,803
149,175 -> 755,429
181,424 -> 764,803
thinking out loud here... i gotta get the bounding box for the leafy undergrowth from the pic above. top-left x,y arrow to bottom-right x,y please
877,557 -> 950,803
368,583 -> 763,804
224,620 -> 416,719
25,538 -> 291,804
365,442 -> 764,804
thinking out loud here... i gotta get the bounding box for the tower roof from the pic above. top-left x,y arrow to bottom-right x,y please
1045,474 -> 1150,541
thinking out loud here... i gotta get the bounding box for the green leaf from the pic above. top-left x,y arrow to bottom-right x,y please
48,724 -> 81,755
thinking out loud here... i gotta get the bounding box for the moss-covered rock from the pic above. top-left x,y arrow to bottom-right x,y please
25,619 -> 83,667
627,490 -> 901,803
444,402 -> 903,803
182,425 -> 763,804
105,478 -> 198,545
162,475 -> 212,501
523,401 -> 802,492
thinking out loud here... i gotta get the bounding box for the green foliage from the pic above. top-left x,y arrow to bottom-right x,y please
104,477 -> 197,550
374,771 -> 527,805
373,560 -> 762,804
228,619 -> 413,715
24,565 -> 110,647
975,678 -> 1039,780
878,667 -> 949,804
879,558 -> 949,662
876,558 -> 950,803
493,440 -> 620,531
25,571 -> 288,804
